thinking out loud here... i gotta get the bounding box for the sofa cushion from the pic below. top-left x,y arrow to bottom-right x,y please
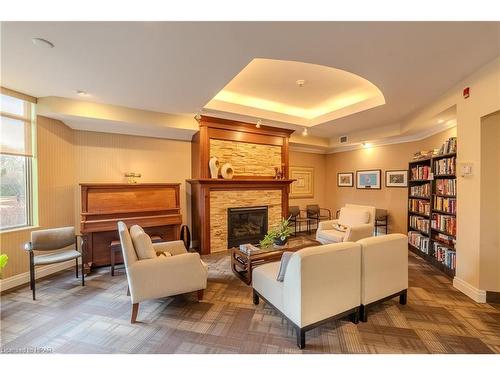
276,252 -> 293,282
317,229 -> 345,243
130,225 -> 156,260
339,207 -> 370,227
252,262 -> 284,312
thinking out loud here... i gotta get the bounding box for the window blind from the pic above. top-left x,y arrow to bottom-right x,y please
0,93 -> 34,157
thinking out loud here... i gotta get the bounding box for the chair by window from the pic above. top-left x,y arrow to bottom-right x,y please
24,226 -> 84,300
306,204 -> 332,230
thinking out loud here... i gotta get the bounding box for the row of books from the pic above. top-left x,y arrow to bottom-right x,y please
431,213 -> 456,236
410,183 -> 430,198
409,215 -> 429,233
408,231 -> 430,253
434,243 -> 456,270
410,165 -> 431,180
408,199 -> 430,215
432,232 -> 455,248
438,137 -> 457,155
435,178 -> 456,196
433,197 -> 457,214
434,157 -> 456,175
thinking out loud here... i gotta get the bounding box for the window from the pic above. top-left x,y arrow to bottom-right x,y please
0,92 -> 36,231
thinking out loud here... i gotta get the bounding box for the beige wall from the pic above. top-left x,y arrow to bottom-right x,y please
289,151 -> 327,211
0,117 -> 192,281
480,111 -> 500,292
0,116 -> 75,278
325,128 -> 457,234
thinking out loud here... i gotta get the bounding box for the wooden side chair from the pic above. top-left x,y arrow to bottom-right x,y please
24,226 -> 84,300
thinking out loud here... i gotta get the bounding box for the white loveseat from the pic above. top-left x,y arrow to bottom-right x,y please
316,204 -> 376,244
117,221 -> 208,323
358,233 -> 408,322
252,242 -> 362,349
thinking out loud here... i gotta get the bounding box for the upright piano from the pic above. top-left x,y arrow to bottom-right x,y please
80,183 -> 182,268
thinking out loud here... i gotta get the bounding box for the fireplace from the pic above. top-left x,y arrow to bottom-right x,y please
227,206 -> 268,248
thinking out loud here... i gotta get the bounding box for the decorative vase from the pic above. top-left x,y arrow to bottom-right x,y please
273,236 -> 288,247
209,157 -> 219,179
221,163 -> 234,179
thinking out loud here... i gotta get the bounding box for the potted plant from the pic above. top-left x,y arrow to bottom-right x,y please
259,217 -> 293,248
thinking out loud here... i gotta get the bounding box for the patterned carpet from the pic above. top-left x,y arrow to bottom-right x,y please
1,250 -> 499,354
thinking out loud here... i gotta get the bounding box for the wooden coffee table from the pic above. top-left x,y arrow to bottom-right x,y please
230,237 -> 321,284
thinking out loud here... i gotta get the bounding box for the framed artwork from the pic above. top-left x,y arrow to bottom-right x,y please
385,170 -> 408,187
290,166 -> 314,198
356,169 -> 381,189
337,172 -> 353,187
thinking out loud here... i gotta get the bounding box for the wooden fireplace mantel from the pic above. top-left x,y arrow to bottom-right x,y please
186,178 -> 295,187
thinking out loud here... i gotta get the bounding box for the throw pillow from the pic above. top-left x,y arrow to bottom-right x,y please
332,223 -> 348,232
130,225 -> 156,260
276,251 -> 294,282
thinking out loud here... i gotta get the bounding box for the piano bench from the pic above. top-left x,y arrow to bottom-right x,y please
110,236 -> 163,276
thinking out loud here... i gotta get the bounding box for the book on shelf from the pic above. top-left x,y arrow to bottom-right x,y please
433,243 -> 456,270
410,165 -> 431,180
438,137 -> 457,155
408,199 -> 430,215
432,232 -> 455,247
435,179 -> 456,196
431,213 -> 456,236
408,231 -> 430,253
434,156 -> 456,175
410,183 -> 430,197
433,196 -> 457,214
409,215 -> 430,233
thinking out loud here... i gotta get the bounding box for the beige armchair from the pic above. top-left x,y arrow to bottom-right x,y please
316,204 -> 376,244
117,221 -> 208,323
24,226 -> 83,300
357,234 -> 408,322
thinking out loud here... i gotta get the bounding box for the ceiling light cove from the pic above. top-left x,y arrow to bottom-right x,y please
204,58 -> 385,127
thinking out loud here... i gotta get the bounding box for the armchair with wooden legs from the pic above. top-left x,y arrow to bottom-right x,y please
117,221 -> 208,323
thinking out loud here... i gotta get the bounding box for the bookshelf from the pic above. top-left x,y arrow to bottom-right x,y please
407,137 -> 457,277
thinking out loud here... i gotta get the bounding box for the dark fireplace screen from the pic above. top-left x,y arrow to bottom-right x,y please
227,206 -> 268,248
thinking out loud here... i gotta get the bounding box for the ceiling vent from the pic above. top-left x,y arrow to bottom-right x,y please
339,135 -> 349,144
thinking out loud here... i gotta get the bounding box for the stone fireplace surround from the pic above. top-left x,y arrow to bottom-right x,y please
187,116 -> 295,254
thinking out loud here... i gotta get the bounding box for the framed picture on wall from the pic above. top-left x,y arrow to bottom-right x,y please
290,166 -> 314,198
356,169 -> 381,189
385,170 -> 408,187
337,172 -> 353,187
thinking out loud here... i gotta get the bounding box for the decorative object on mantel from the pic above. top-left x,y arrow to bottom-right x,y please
221,163 -> 234,179
125,172 -> 141,184
274,166 -> 283,179
289,166 -> 314,198
260,217 -> 293,248
209,157 -> 219,179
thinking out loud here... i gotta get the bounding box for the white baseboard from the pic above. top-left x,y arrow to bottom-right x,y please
0,259 -> 80,293
453,276 -> 487,303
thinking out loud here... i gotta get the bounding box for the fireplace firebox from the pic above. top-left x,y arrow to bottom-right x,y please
227,206 -> 268,248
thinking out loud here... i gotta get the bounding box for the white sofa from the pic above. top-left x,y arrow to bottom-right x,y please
316,204 -> 376,244
117,221 -> 208,323
252,242 -> 362,349
358,233 -> 408,322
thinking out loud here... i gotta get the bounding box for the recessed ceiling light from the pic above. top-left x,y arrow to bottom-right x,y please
256,120 -> 262,128
362,142 -> 372,148
296,79 -> 306,87
302,127 -> 308,136
75,90 -> 88,96
32,38 -> 55,49
437,119 -> 445,124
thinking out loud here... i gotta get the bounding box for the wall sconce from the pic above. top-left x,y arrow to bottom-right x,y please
125,172 -> 142,184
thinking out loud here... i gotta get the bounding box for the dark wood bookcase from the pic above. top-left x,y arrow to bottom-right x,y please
407,148 -> 457,278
